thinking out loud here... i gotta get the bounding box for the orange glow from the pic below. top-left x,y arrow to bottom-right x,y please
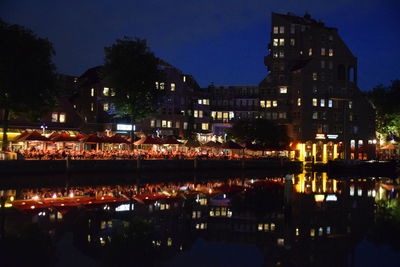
314,194 -> 325,202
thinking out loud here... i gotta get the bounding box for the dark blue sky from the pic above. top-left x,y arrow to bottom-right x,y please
1,0 -> 399,90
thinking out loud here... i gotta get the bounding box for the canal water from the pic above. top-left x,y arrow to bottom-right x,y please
0,172 -> 399,267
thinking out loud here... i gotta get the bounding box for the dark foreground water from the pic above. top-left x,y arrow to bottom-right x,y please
0,172 -> 399,267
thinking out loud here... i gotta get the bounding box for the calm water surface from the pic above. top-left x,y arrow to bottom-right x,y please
0,172 -> 399,267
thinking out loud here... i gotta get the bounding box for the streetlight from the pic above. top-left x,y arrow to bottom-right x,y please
40,124 -> 47,135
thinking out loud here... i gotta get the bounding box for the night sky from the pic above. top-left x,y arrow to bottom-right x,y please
1,0 -> 399,91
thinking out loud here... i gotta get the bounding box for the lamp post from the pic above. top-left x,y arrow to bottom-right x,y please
40,124 -> 47,135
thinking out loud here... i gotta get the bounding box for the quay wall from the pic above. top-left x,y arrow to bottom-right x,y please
0,159 -> 303,174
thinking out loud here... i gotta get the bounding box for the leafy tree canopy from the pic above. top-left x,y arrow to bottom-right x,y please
0,20 -> 57,150
227,118 -> 290,149
366,80 -> 400,138
102,37 -> 163,122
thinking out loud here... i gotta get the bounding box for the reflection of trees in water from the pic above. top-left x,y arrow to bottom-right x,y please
0,223 -> 57,267
368,199 -> 400,250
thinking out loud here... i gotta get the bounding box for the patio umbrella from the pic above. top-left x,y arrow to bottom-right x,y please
184,138 -> 201,148
48,131 -> 59,140
221,140 -> 244,150
80,134 -> 103,144
162,136 -> 182,145
103,135 -> 130,144
202,141 -> 221,148
51,132 -> 79,142
134,136 -> 162,145
76,133 -> 86,140
245,142 -> 264,151
16,131 -> 49,141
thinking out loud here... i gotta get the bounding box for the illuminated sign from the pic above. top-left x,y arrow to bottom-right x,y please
314,194 -> 325,202
326,194 -> 337,201
117,124 -> 134,131
315,133 -> 326,140
327,134 -> 338,140
115,204 -> 133,211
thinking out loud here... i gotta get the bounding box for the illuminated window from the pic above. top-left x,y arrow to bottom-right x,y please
150,120 -> 155,127
183,76 -> 186,82
229,112 -> 234,119
308,48 -> 312,56
266,100 -> 271,108
167,121 -> 172,128
203,99 -> 209,105
170,83 -> 176,91
271,223 -> 276,231
312,98 -> 317,106
103,103 -> 109,111
260,100 -> 265,108
279,112 -> 286,119
328,100 -> 333,108
320,99 -> 325,107
217,112 -> 222,119
155,82 -> 159,89
348,101 -> 353,109
199,110 -> 203,118
312,72 -> 318,80
290,38 -> 295,46
326,226 -> 331,235
350,185 -> 355,196
318,227 -> 323,236
90,88 -> 95,97
279,51 -> 285,58
90,103 -> 94,112
211,111 -> 216,119
273,26 -> 279,34
277,238 -> 285,246
279,38 -> 285,46
312,112 -> 318,119
183,122 -> 188,129
272,100 -> 278,107
156,120 -> 161,127
103,87 -> 110,96
279,86 -> 287,94
202,123 -> 209,130
329,49 -> 334,56
279,26 -> 284,34
160,82 -> 165,90
162,120 -> 167,127
175,121 -> 180,128
273,52 -> 278,58
194,110 -> 198,118
321,48 -> 326,56
258,224 -> 263,231
273,39 -> 278,46
310,229 -> 315,237
358,140 -> 363,146
110,89 -> 116,96
51,112 -> 58,122
295,228 -> 300,236
297,98 -> 301,106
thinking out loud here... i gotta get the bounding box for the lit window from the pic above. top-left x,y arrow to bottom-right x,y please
155,82 -> 159,89
217,112 -> 222,119
160,82 -> 165,90
199,110 -> 203,118
183,122 -> 188,129
90,88 -> 95,97
312,72 -> 318,80
183,76 -> 186,82
329,49 -> 334,56
312,112 -> 318,119
110,89 -> 116,96
279,51 -> 285,58
273,39 -> 278,46
273,52 -> 278,58
103,87 -> 110,96
279,112 -> 286,119
310,229 -> 315,237
328,100 -> 333,108
271,223 -> 276,231
320,99 -> 325,107
279,86 -> 287,94
290,38 -> 295,46
358,140 -> 363,146
90,103 -> 94,112
156,120 -> 161,127
211,111 -> 216,119
229,111 -> 234,119
51,112 -> 58,122
170,83 -> 176,91
273,26 -> 279,34
321,60 -> 325,69
162,120 -> 167,127
194,110 -> 198,118
103,103 -> 109,111
348,101 -> 353,109
201,123 -> 209,130
167,121 -> 172,128
297,98 -> 301,106
312,98 -> 317,106
279,38 -> 285,46
272,100 -> 278,107
260,100 -> 265,108
266,101 -> 271,108
59,113 -> 66,123
150,120 -> 155,127
175,121 -> 180,128
295,228 -> 300,236
198,99 -> 202,104
308,48 -> 312,56
204,99 -> 210,105
279,26 -> 284,34
321,48 -> 326,56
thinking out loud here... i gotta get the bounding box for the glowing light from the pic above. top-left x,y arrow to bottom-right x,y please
9,196 -> 14,201
314,194 -> 325,202
69,193 -> 74,197
326,194 -> 337,201
30,205 -> 35,209
52,194 -> 57,199
32,195 -> 39,200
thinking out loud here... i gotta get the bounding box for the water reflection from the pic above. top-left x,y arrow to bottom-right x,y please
0,172 -> 399,266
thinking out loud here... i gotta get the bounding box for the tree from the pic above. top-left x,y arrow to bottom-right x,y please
366,80 -> 400,139
0,20 -> 57,151
227,118 -> 290,149
102,37 -> 163,124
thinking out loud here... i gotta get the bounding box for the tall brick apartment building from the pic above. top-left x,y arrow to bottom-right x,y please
260,12 -> 376,161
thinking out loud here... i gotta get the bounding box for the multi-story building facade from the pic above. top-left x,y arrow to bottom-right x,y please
261,12 -> 376,161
